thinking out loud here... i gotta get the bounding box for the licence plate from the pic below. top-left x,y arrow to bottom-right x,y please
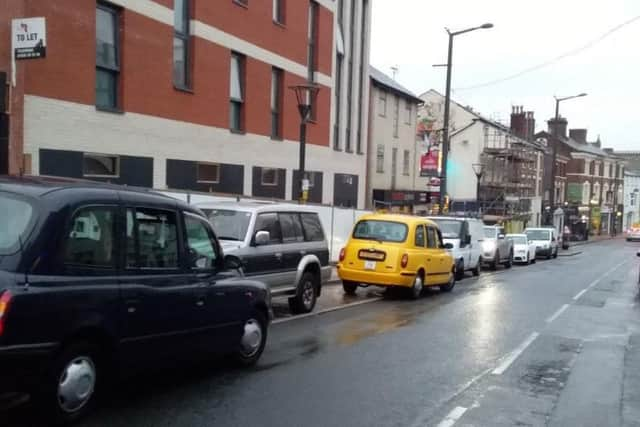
364,260 -> 377,270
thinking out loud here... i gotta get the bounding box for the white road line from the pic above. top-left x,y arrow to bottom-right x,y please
572,288 -> 588,301
272,297 -> 383,325
571,260 -> 628,301
436,406 -> 468,427
492,332 -> 539,375
546,304 -> 569,323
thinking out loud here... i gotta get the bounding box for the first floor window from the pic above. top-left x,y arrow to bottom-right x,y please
402,150 -> 410,175
83,153 -> 119,178
261,168 -> 278,186
96,4 -> 120,109
197,163 -> 220,184
376,145 -> 384,173
173,0 -> 190,88
271,68 -> 283,138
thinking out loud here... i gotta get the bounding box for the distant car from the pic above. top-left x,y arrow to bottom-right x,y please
525,227 -> 559,259
198,202 -> 331,314
482,226 -> 514,270
337,214 -> 456,299
506,233 -> 537,265
627,227 -> 640,242
0,176 -> 271,424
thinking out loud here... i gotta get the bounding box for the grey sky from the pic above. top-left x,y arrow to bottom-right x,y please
370,0 -> 640,150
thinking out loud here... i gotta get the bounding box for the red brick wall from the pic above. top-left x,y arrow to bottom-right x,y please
316,5 -> 334,76
567,158 -> 584,174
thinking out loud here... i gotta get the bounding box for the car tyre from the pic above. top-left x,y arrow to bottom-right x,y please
408,273 -> 424,300
472,258 -> 481,276
439,270 -> 456,292
526,253 -> 530,265
546,250 -> 552,260
343,280 -> 358,295
504,251 -> 513,269
34,341 -> 101,426
455,260 -> 465,281
289,271 -> 317,314
232,310 -> 268,367
490,251 -> 499,270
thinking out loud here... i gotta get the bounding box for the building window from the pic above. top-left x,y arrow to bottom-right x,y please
96,4 -> 120,110
393,96 -> 400,138
376,145 -> 384,173
307,1 -> 319,120
234,0 -> 248,6
378,91 -> 387,117
261,168 -> 278,186
271,68 -> 283,139
273,0 -> 285,24
402,150 -> 410,175
333,53 -> 343,150
345,0 -> 356,152
197,163 -> 220,184
173,0 -> 190,89
404,100 -> 412,124
229,53 -> 245,132
355,0 -> 368,154
83,153 -> 119,178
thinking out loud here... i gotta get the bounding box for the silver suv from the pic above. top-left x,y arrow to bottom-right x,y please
198,202 -> 331,314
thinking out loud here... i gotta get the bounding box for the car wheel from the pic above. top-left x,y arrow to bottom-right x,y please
526,253 -> 530,265
504,251 -> 513,268
472,258 -> 481,276
455,260 -> 465,281
289,272 -> 318,314
408,273 -> 424,300
343,280 -> 358,295
439,269 -> 456,292
491,251 -> 499,270
531,253 -> 537,264
35,342 -> 101,425
232,310 -> 268,367
546,250 -> 552,260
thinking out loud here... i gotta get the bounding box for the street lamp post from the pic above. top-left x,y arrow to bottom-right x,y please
548,93 -> 587,222
472,163 -> 485,216
290,83 -> 320,204
439,23 -> 493,211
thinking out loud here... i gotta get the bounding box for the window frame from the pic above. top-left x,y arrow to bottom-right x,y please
404,99 -> 412,124
378,91 -> 387,117
196,162 -> 221,184
95,3 -> 120,111
300,213 -> 325,242
273,0 -> 285,25
279,212 -> 305,243
271,67 -> 283,139
414,224 -> 426,248
233,0 -> 249,7
229,52 -> 246,132
82,153 -> 120,178
426,226 -> 438,249
173,0 -> 191,90
376,144 -> 385,173
253,212 -> 283,245
182,211 -> 220,271
402,149 -> 410,176
261,167 -> 279,186
393,96 -> 400,138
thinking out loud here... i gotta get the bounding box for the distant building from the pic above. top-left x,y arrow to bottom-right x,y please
623,171 -> 640,231
1,0 -> 372,208
366,66 -> 425,212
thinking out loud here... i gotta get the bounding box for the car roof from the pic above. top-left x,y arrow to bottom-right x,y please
426,216 -> 481,222
195,200 -> 320,214
359,213 -> 437,227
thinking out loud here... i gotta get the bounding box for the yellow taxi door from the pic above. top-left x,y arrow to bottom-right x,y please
426,225 -> 449,283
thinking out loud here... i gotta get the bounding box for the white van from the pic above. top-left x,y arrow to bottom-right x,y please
426,217 -> 484,279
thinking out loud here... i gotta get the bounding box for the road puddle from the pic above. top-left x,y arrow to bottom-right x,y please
336,309 -> 416,345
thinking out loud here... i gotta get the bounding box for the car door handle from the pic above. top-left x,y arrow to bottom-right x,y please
275,253 -> 283,259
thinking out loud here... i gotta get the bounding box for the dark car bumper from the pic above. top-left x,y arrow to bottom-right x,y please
0,343 -> 58,392
535,247 -> 552,257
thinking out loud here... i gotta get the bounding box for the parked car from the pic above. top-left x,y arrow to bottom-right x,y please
337,214 -> 455,299
525,227 -> 559,259
198,202 -> 331,314
506,233 -> 537,264
0,176 -> 272,424
627,226 -> 640,242
425,216 -> 484,280
482,226 -> 514,269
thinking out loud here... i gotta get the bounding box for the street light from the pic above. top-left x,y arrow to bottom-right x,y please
439,23 -> 493,210
548,92 -> 588,217
472,163 -> 485,215
289,83 -> 320,203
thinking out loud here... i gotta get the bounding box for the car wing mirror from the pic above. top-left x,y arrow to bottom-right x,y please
254,230 -> 270,246
224,254 -> 244,272
443,243 -> 454,250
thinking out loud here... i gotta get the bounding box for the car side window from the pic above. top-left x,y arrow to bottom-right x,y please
280,213 -> 305,243
254,213 -> 282,244
426,226 -> 438,249
64,206 -> 116,268
184,213 -> 218,269
301,213 -> 325,241
126,208 -> 179,269
415,224 -> 426,247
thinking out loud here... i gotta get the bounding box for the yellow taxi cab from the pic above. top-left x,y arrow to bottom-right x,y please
337,214 -> 456,299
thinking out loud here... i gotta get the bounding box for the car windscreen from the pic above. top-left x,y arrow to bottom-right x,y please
483,227 -> 496,238
203,209 -> 252,241
431,219 -> 462,239
509,236 -> 527,245
526,230 -> 550,241
353,220 -> 408,243
0,193 -> 35,254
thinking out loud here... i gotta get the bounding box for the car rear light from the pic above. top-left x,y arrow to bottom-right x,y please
401,253 -> 409,269
339,247 -> 346,262
0,291 -> 12,337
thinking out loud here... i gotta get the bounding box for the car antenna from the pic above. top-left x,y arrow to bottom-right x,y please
18,235 -> 30,292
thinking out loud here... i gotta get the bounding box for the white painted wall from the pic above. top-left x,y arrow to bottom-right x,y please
624,173 -> 640,230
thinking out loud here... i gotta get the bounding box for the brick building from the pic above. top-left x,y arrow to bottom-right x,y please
1,0 -> 371,208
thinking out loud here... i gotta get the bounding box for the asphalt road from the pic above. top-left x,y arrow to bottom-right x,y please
6,239 -> 640,427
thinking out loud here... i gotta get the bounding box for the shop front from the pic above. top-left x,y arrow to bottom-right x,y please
372,189 -> 431,214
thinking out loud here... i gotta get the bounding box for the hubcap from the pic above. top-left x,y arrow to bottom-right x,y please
413,276 -> 423,296
240,319 -> 263,358
302,280 -> 315,308
57,356 -> 96,414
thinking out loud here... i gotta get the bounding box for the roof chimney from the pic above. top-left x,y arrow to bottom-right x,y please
548,117 -> 568,139
510,106 -> 526,139
569,129 -> 587,144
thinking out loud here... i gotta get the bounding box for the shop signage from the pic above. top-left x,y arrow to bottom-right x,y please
12,17 -> 47,60
567,183 -> 583,203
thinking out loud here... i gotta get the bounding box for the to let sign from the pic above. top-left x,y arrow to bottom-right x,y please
12,17 -> 47,60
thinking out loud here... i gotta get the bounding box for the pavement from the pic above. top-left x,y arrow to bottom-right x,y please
5,239 -> 640,427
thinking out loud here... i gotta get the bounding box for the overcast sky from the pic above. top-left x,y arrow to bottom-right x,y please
370,0 -> 640,151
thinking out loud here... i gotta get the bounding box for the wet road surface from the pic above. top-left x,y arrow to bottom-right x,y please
5,239 -> 640,426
